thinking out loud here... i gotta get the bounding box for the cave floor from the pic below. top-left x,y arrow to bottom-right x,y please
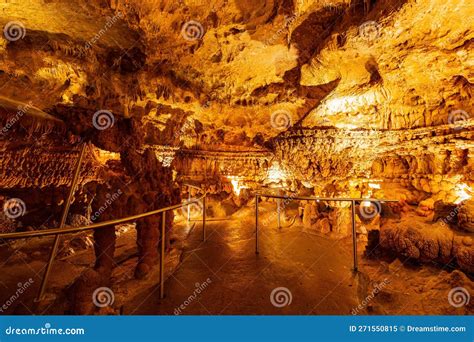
125,205 -> 360,315
125,203 -> 473,315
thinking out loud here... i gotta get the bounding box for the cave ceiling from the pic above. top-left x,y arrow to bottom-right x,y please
0,0 -> 472,149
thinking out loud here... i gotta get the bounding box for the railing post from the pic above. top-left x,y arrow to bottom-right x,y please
351,200 -> 358,272
36,142 -> 87,302
202,195 -> 206,241
187,190 -> 191,223
255,195 -> 259,254
160,212 -> 166,299
277,197 -> 281,229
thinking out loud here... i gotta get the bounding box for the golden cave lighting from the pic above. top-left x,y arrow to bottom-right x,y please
368,183 -> 381,189
266,162 -> 287,184
93,147 -> 120,164
228,176 -> 248,196
335,123 -> 359,130
454,183 -> 473,204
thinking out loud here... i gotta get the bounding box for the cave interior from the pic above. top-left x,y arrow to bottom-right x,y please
0,0 -> 473,315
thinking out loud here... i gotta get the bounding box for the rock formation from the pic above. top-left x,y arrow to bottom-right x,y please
0,0 -> 472,314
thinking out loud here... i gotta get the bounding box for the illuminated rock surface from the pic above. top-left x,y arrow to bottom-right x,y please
0,0 -> 472,315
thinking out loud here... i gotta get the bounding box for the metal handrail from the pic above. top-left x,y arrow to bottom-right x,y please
0,192 -> 206,240
255,193 -> 398,272
0,183 -> 207,302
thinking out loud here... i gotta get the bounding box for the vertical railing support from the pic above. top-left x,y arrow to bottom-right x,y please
36,142 -> 87,302
187,191 -> 191,223
351,200 -> 358,272
202,195 -> 206,241
277,198 -> 281,230
160,212 -> 166,299
255,195 -> 259,254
